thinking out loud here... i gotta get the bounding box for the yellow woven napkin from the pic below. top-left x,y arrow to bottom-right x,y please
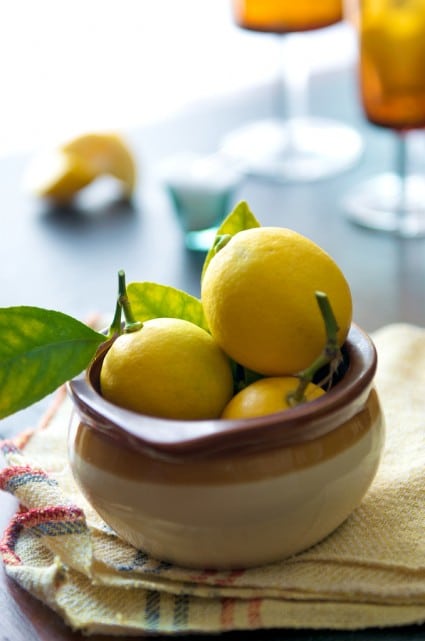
1,323 -> 425,635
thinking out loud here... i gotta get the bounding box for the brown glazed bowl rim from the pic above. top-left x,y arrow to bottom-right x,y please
67,323 -> 377,460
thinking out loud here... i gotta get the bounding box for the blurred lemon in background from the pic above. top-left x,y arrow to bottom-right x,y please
25,132 -> 137,204
25,149 -> 96,204
62,133 -> 136,196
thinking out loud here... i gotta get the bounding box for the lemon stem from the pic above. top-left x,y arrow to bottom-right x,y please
117,270 -> 143,334
107,298 -> 123,338
287,291 -> 341,407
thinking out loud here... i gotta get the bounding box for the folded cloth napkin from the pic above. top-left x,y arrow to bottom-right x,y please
1,323 -> 425,635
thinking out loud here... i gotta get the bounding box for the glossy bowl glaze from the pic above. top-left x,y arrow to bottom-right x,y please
67,323 -> 385,569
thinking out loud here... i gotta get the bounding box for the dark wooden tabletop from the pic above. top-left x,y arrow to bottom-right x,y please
1,66 -> 425,639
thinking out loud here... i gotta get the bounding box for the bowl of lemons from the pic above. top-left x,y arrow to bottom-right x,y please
66,202 -> 385,569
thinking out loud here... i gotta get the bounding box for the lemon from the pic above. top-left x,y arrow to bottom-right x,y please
25,150 -> 96,204
222,377 -> 325,419
62,132 -> 136,196
26,132 -> 136,203
201,227 -> 352,376
100,318 -> 233,420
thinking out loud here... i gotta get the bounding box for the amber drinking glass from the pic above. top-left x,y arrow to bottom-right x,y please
344,0 -> 425,236
232,0 -> 343,33
220,0 -> 363,182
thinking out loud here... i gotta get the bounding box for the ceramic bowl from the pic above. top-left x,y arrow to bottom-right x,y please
67,323 -> 385,569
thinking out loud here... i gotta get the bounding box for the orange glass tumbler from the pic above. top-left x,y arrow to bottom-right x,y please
343,0 -> 425,237
231,0 -> 342,33
359,0 -> 425,131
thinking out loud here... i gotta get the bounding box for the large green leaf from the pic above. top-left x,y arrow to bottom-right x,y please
201,200 -> 260,281
127,282 -> 209,331
0,307 -> 105,419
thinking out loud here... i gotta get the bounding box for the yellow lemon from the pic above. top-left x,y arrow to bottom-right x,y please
222,376 -> 325,419
62,132 -> 136,196
100,318 -> 233,420
25,149 -> 97,204
201,227 -> 352,376
26,132 -> 136,203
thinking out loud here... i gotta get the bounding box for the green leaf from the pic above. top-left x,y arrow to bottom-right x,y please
127,282 -> 209,331
201,200 -> 260,281
0,307 -> 106,419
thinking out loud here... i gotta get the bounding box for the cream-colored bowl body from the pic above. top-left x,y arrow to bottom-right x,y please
68,324 -> 384,569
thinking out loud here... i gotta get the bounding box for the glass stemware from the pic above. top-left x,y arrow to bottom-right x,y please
220,0 -> 363,183
343,0 -> 425,237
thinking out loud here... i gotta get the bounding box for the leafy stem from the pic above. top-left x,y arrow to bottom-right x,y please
118,270 -> 143,333
287,291 -> 342,407
107,270 -> 143,336
107,298 -> 123,338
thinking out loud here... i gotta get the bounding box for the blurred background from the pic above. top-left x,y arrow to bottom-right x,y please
0,0 -> 355,157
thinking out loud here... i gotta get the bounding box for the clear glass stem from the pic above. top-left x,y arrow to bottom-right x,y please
395,132 -> 408,226
275,33 -> 310,122
274,33 -> 311,154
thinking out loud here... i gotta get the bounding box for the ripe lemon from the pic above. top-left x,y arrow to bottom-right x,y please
201,227 -> 352,376
26,132 -> 136,203
222,377 -> 325,419
25,149 -> 97,204
62,132 -> 136,196
100,318 -> 233,420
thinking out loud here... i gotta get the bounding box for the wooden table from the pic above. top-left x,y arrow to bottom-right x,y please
1,67 -> 425,639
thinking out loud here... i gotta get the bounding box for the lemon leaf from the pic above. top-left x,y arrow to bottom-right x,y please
201,200 -> 260,281
127,282 -> 209,331
0,307 -> 106,419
